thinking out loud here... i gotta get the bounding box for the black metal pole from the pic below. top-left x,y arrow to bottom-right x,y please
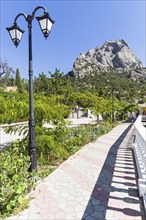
27,15 -> 37,171
112,88 -> 114,123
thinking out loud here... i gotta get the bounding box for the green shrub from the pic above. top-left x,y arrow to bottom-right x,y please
36,134 -> 68,165
36,123 -> 112,164
0,140 -> 34,218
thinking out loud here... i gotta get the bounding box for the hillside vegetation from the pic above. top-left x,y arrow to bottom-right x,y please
1,62 -> 146,125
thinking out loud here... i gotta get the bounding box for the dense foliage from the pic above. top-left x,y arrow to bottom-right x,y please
1,60 -> 146,125
36,122 -> 113,165
1,68 -> 144,125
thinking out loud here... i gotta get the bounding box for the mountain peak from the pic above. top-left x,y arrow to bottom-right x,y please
72,39 -> 143,78
105,39 -> 128,45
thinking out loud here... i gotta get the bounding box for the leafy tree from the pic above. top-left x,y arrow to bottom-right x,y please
34,72 -> 49,94
48,68 -> 64,95
0,59 -> 15,86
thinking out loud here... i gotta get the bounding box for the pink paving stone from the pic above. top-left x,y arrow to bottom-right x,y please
43,191 -> 54,202
39,206 -> 63,219
97,139 -> 113,144
42,213 -> 55,219
32,186 -> 52,200
34,197 -> 45,206
55,210 -> 66,219
79,152 -> 103,165
39,208 -> 51,219
35,183 -> 48,194
35,202 -> 49,209
27,213 -> 42,220
67,200 -> 79,207
73,204 -> 84,212
87,145 -> 108,152
60,163 -> 95,191
34,188 -> 57,208
48,200 -> 59,208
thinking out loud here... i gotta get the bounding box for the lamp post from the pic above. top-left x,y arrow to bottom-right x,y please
111,88 -> 114,123
107,77 -> 118,123
6,6 -> 55,172
108,87 -> 118,123
111,88 -> 119,123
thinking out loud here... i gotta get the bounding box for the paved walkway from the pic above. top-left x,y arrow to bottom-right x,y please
8,123 -> 146,220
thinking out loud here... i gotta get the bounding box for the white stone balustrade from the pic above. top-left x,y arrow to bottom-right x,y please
132,115 -> 146,211
0,122 -> 28,148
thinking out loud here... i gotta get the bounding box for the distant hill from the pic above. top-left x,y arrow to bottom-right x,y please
70,39 -> 146,79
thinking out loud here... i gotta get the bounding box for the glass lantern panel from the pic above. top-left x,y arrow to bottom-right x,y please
16,29 -> 22,41
46,19 -> 53,32
39,19 -> 47,30
9,29 -> 16,40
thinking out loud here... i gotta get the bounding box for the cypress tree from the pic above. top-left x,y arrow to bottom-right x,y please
15,68 -> 23,93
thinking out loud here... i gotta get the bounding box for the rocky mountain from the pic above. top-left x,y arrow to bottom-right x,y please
71,39 -> 146,79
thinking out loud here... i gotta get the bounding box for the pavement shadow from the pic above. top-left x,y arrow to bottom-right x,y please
81,124 -> 145,220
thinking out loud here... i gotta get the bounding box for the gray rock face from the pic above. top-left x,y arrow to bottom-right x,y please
72,39 -> 144,78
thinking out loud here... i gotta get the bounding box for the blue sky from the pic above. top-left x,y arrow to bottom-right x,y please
1,0 -> 146,79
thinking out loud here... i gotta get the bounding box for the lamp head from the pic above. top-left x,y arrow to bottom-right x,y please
36,12 -> 55,39
6,23 -> 24,47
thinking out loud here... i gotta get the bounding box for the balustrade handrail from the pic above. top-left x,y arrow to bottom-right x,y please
0,121 -> 28,128
0,121 -> 28,146
134,115 -> 146,141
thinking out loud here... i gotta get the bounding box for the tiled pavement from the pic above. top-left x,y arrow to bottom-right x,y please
7,123 -> 146,220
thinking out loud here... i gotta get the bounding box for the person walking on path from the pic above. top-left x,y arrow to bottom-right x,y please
131,111 -> 136,123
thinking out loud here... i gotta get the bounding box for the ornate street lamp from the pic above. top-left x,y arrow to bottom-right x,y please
107,86 -> 118,123
6,6 -> 55,172
108,89 -> 115,123
111,88 -> 115,123
110,88 -> 118,123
